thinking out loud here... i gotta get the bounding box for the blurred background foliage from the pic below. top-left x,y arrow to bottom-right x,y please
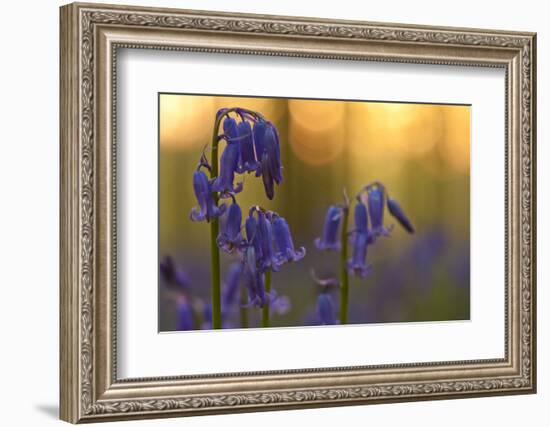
159,94 -> 470,331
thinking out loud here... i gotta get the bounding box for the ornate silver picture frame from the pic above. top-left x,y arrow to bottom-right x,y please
60,2 -> 536,423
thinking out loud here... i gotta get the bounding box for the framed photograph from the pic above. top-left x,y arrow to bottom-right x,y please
60,2 -> 537,423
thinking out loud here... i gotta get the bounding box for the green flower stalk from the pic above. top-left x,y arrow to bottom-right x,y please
339,204 -> 350,324
261,269 -> 272,327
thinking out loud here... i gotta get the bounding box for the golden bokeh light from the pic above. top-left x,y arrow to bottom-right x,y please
287,99 -> 346,166
347,102 -> 443,159
288,99 -> 346,132
160,95 -> 215,150
439,106 -> 471,173
289,118 -> 345,166
159,94 -> 470,175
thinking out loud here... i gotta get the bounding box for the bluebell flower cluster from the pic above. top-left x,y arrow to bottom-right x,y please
188,107 -> 302,325
314,182 -> 414,280
190,109 -> 283,218
240,207 -> 305,308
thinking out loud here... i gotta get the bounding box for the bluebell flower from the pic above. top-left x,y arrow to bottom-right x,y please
221,263 -> 243,316
387,196 -> 414,233
245,215 -> 262,257
354,202 -> 369,234
222,116 -> 239,141
260,154 -> 276,200
253,121 -> 267,165
257,211 -> 276,272
272,216 -> 306,268
216,202 -> 245,253
317,293 -> 336,325
190,170 -> 226,222
349,202 -> 375,245
367,186 -> 391,237
348,231 -> 372,278
243,246 -> 268,308
159,255 -> 191,290
211,140 -> 243,194
264,124 -> 283,184
253,121 -> 282,199
314,205 -> 342,251
176,300 -> 194,331
236,121 -> 259,173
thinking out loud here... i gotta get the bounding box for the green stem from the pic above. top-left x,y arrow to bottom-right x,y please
339,207 -> 350,325
210,120 -> 222,329
261,270 -> 272,327
239,285 -> 249,328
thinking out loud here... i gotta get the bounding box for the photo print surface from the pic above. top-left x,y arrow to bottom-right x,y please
158,94 -> 470,332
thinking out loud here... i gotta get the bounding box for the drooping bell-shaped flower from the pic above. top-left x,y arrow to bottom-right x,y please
314,205 -> 342,251
176,300 -> 194,331
387,196 -> 415,233
264,124 -> 283,184
211,140 -> 243,194
260,153 -> 275,200
257,211 -> 275,272
216,202 -> 244,253
347,231 -> 372,278
349,202 -> 374,246
221,263 -> 243,315
222,116 -> 239,141
253,121 -> 282,199
243,246 -> 268,308
236,121 -> 259,173
272,216 -> 306,268
354,202 -> 369,234
245,215 -> 262,258
190,170 -> 226,222
317,293 -> 336,325
367,186 -> 391,238
159,255 -> 191,290
253,121 -> 267,166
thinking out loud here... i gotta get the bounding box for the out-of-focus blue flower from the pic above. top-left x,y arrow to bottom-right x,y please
159,255 -> 191,290
317,293 -> 336,325
271,295 -> 291,315
272,216 -> 306,268
190,170 -> 226,222
217,202 -> 245,253
211,140 -> 243,194
176,300 -> 194,331
221,263 -> 243,316
201,302 -> 233,329
314,205 -> 342,251
236,121 -> 259,173
348,231 -> 372,278
387,196 -> 414,233
367,185 -> 391,238
253,121 -> 282,199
